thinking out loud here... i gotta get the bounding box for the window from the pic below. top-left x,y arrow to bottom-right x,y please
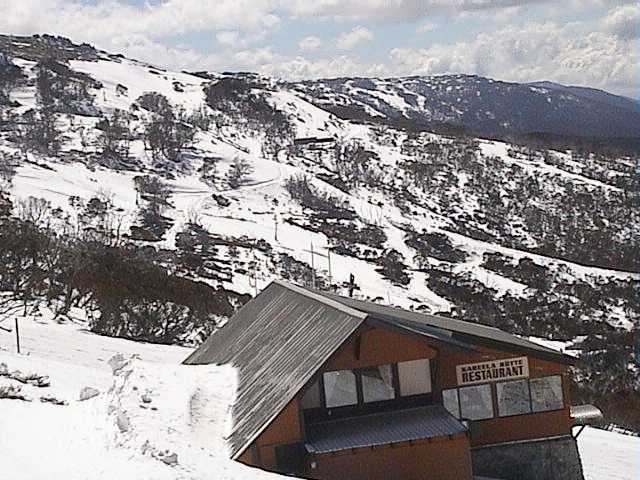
361,364 -> 395,403
459,384 -> 494,420
317,359 -> 433,412
530,376 -> 564,412
497,379 -> 531,417
323,370 -> 357,408
300,379 -> 321,409
442,389 -> 460,418
398,359 -> 431,396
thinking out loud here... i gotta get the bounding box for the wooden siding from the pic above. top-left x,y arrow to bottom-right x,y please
436,344 -> 573,447
324,327 -> 438,371
308,433 -> 473,480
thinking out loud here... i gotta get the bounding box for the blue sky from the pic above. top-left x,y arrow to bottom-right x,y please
0,0 -> 638,97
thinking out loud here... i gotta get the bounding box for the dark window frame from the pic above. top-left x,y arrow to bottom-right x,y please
304,360 -> 434,423
442,375 -> 566,422
529,375 -> 565,414
458,383 -> 495,421
496,378 -> 532,418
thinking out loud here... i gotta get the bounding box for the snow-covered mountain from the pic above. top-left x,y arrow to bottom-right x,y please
0,34 -> 638,428
288,74 -> 640,139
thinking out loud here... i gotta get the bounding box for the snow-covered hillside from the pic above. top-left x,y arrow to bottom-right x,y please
1,36 -> 637,309
1,313 -> 638,480
0,310 -> 286,480
0,34 -> 638,429
288,75 -> 640,138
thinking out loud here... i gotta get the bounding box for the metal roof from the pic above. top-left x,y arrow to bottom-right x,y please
570,404 -> 603,426
313,289 -> 575,364
183,281 -> 366,459
183,279 -> 573,460
305,405 -> 467,454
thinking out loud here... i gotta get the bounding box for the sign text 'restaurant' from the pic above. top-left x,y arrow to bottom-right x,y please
456,357 -> 529,386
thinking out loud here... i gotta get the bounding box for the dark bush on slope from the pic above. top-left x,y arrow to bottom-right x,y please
0,202 -> 249,345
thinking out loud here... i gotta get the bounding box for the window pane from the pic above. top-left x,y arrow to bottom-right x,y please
459,384 -> 494,420
323,370 -> 357,408
362,364 -> 395,403
300,379 -> 321,409
497,379 -> 531,416
398,359 -> 432,396
530,376 -> 564,412
442,389 -> 460,418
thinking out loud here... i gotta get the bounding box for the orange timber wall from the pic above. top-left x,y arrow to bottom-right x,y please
238,326 -> 573,479
436,344 -> 573,447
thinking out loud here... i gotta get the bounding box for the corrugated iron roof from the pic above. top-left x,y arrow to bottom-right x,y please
305,405 -> 467,454
313,289 -> 576,364
184,279 -> 573,460
183,281 -> 366,459
570,404 -> 603,425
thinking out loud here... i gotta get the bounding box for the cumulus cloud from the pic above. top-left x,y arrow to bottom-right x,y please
0,0 -> 280,39
0,0 -> 636,98
256,55 -> 388,80
336,26 -> 374,50
216,31 -> 240,46
287,0 -> 552,22
0,0 -> 280,68
388,20 -> 638,96
416,21 -> 436,34
298,36 -> 323,51
603,4 -> 639,40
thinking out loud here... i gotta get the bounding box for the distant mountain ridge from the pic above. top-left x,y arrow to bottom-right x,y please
288,74 -> 640,139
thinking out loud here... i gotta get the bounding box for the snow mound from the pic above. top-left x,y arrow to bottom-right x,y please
0,321 -> 285,479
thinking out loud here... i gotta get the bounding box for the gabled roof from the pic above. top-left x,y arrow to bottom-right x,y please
313,290 -> 576,364
183,280 -> 367,459
184,279 -> 574,459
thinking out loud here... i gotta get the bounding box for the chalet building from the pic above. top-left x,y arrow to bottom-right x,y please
184,280 -> 600,480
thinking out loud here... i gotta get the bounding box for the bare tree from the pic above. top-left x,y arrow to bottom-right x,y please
138,94 -> 196,163
225,157 -> 254,189
16,197 -> 52,226
96,109 -> 132,161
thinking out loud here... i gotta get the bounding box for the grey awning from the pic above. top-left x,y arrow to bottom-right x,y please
570,404 -> 603,426
305,405 -> 467,454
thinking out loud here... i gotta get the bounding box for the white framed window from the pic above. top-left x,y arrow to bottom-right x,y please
497,379 -> 531,417
398,359 -> 432,396
323,370 -> 357,408
361,364 -> 396,403
442,388 -> 460,418
459,384 -> 494,420
530,375 -> 564,412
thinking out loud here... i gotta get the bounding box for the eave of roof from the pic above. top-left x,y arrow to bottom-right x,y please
307,287 -> 576,365
305,405 -> 467,454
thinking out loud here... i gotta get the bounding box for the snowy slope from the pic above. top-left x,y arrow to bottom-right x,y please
0,34 -> 639,479
0,311 -> 285,480
1,35 -> 638,326
1,313 -> 638,480
289,75 -> 640,138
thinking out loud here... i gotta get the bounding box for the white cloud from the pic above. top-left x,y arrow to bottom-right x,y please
257,55 -> 388,80
336,26 -> 374,50
416,21 -> 436,34
0,0 -> 636,98
216,31 -> 240,46
388,20 -> 638,96
603,4 -> 639,40
287,0 -> 552,22
0,0 -> 281,70
298,36 -> 323,51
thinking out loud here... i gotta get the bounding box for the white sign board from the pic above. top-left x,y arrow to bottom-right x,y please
456,356 -> 529,386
